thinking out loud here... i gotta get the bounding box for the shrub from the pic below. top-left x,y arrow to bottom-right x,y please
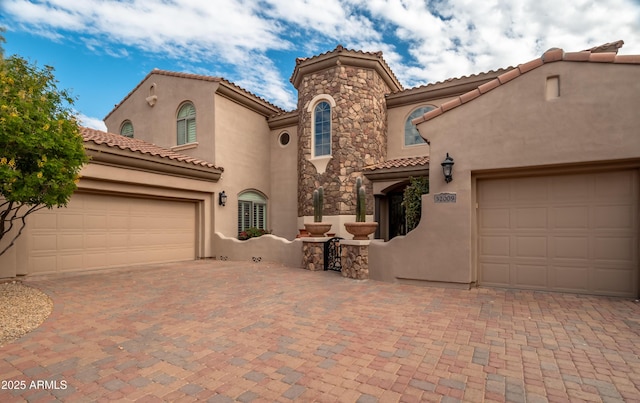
238,227 -> 271,240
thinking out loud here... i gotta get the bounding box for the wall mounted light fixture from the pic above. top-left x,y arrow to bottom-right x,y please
441,153 -> 454,183
218,190 -> 227,206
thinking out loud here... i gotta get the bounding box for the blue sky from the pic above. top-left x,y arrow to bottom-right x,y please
2,0 -> 640,131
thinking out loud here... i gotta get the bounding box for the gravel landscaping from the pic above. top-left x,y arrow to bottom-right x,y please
0,281 -> 52,346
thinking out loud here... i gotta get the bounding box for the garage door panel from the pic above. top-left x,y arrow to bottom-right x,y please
515,207 -> 547,229
552,266 -> 589,291
479,170 -> 638,297
480,262 -> 510,285
513,177 -> 548,201
480,236 -> 510,257
514,264 -> 548,287
593,268 -> 634,295
552,206 -> 589,229
515,236 -> 547,258
552,236 -> 589,259
28,193 -> 197,274
595,171 -> 635,198
479,208 -> 510,229
594,236 -> 634,261
594,205 -> 634,229
551,175 -> 590,201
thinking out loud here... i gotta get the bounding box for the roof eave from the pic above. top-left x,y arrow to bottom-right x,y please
85,143 -> 223,182
290,51 -> 403,92
363,165 -> 429,181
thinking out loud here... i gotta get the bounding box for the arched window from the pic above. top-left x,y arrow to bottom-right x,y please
177,102 -> 196,145
404,106 -> 434,146
120,120 -> 134,138
238,191 -> 267,235
313,101 -> 331,156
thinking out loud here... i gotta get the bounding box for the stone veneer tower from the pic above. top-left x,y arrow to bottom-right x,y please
290,46 -> 403,233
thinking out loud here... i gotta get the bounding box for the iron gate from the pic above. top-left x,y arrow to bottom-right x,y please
324,237 -> 343,271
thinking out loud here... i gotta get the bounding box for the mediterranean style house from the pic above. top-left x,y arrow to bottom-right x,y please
1,41 -> 638,298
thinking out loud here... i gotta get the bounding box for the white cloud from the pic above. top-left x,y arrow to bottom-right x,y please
77,113 -> 107,131
3,0 -> 640,107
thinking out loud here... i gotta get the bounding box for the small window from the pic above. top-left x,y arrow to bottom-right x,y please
279,132 -> 290,146
404,106 -> 434,146
314,101 -> 331,156
177,102 -> 196,145
120,121 -> 134,138
238,191 -> 267,235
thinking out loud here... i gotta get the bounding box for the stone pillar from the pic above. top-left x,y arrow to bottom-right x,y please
340,240 -> 370,279
301,238 -> 328,271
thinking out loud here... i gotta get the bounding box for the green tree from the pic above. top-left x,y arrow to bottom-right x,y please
402,176 -> 429,232
0,47 -> 88,256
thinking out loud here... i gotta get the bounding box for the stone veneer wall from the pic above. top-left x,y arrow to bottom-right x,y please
341,242 -> 369,280
297,65 -> 390,217
302,240 -> 325,271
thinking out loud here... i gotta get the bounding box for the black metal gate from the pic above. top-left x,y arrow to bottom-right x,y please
324,237 -> 343,271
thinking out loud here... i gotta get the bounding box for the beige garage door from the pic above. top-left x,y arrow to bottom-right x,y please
27,192 -> 196,274
478,170 -> 638,297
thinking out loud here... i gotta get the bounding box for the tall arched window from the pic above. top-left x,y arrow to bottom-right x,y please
177,102 -> 196,145
238,191 -> 267,235
404,106 -> 434,146
120,120 -> 134,138
314,101 -> 331,156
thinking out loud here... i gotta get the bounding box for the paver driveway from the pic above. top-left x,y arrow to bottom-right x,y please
1,260 -> 640,402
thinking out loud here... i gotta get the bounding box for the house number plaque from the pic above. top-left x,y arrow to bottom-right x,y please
434,193 -> 456,203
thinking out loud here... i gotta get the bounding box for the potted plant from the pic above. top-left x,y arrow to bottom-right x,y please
344,177 -> 378,240
304,186 -> 332,237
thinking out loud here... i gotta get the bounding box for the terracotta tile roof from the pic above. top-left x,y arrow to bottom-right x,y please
81,127 -> 222,170
389,67 -> 514,97
364,156 -> 429,171
585,40 -> 624,53
290,44 -> 403,91
104,69 -> 284,120
412,41 -> 639,125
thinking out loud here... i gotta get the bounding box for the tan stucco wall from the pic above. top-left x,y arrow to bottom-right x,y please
270,126 -> 299,240
104,74 -> 217,164
212,94 -> 273,238
213,232 -> 302,268
386,98 -> 457,160
370,61 -> 640,286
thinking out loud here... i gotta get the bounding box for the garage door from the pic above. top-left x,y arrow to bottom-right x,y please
478,170 -> 638,297
27,192 -> 196,274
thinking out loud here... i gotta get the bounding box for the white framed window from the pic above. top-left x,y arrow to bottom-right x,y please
404,106 -> 434,146
177,102 -> 196,145
314,101 -> 331,156
238,191 -> 267,235
120,120 -> 134,138
307,94 -> 336,158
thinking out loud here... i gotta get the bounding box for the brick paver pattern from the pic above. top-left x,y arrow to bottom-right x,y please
1,260 -> 639,402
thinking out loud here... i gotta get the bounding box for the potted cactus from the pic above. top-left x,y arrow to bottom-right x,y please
344,177 -> 378,240
304,186 -> 332,237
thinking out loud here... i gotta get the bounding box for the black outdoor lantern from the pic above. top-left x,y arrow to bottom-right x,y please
441,153 -> 454,183
218,190 -> 227,206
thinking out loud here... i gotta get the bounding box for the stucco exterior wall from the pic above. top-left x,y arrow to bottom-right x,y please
270,126 -> 299,240
104,74 -> 217,164
212,94 -> 272,238
370,61 -> 640,286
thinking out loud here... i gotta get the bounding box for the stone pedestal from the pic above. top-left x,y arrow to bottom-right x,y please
340,240 -> 370,279
301,238 -> 329,271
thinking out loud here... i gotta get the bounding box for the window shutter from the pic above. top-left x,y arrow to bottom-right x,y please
187,118 -> 196,143
238,201 -> 251,233
177,103 -> 196,145
177,120 -> 186,145
253,203 -> 266,230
